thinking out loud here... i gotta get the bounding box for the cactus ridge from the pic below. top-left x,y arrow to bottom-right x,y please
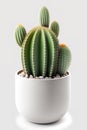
21,26 -> 59,77
30,29 -> 41,76
45,30 -> 56,76
21,28 -> 36,75
49,30 -> 59,75
40,29 -> 47,76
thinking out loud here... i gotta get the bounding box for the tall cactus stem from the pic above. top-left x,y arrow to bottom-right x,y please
40,6 -> 50,27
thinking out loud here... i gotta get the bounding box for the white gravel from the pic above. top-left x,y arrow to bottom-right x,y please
18,71 -> 68,79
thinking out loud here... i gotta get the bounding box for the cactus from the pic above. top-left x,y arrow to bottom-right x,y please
15,24 -> 26,47
21,27 -> 58,77
58,44 -> 71,75
15,6 -> 72,77
50,21 -> 59,37
40,6 -> 50,27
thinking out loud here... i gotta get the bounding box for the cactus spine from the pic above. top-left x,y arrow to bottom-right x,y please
58,44 -> 71,75
15,24 -> 26,47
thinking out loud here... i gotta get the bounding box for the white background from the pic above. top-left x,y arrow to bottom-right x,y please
0,0 -> 86,129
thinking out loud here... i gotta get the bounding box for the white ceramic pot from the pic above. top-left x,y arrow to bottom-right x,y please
15,70 -> 71,124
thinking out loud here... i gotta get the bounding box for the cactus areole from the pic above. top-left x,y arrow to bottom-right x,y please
15,7 -> 71,78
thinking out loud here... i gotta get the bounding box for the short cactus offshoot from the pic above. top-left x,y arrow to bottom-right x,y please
15,24 -> 26,47
50,21 -> 59,37
14,7 -> 72,78
58,44 -> 71,75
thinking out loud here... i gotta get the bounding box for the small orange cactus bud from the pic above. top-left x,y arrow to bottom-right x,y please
60,43 -> 66,47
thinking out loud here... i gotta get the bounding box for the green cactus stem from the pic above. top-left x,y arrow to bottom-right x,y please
14,6 -> 72,78
40,6 -> 50,27
50,21 -> 59,37
58,44 -> 71,75
15,24 -> 26,47
21,26 -> 59,77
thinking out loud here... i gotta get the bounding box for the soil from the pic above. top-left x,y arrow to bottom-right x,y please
17,70 -> 69,79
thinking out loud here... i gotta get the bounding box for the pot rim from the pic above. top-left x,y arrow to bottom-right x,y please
15,70 -> 71,81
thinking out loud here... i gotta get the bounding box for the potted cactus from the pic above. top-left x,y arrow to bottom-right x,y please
15,7 -> 71,124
